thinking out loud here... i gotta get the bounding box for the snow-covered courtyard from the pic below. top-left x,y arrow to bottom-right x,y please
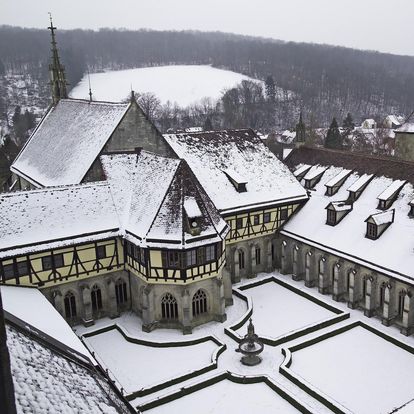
288,324 -> 414,414
235,279 -> 337,340
69,65 -> 261,106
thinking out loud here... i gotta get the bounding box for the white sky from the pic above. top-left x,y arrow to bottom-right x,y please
2,0 -> 414,56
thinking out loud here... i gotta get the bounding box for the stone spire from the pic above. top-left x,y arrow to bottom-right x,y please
48,14 -> 68,104
296,111 -> 306,143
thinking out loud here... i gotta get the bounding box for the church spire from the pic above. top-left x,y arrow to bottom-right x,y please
48,13 -> 68,104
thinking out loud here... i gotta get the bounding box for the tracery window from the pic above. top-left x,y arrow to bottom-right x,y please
238,250 -> 245,270
64,292 -> 77,319
398,291 -> 406,317
192,289 -> 207,317
161,293 -> 178,320
91,284 -> 103,311
255,247 -> 261,265
115,279 -> 128,305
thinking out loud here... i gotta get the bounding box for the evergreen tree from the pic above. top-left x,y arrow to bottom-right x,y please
325,118 -> 342,149
265,75 -> 276,102
343,112 -> 355,130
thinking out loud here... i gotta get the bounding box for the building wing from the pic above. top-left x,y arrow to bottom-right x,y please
163,129 -> 307,214
11,99 -> 130,187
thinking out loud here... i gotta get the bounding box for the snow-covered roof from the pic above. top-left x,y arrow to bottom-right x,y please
11,99 -> 130,187
1,285 -> 91,358
377,180 -> 406,201
222,168 -> 248,185
395,123 -> 414,134
293,164 -> 311,178
0,182 -> 119,258
6,324 -> 132,414
302,165 -> 327,181
163,129 -> 307,214
369,209 -> 395,226
101,151 -> 228,248
325,169 -> 352,188
386,115 -> 403,126
282,164 -> 414,282
184,196 -> 202,218
347,173 -> 373,193
327,201 -> 353,212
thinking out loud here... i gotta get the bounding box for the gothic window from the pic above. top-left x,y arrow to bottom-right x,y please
115,279 -> 128,305
318,257 -> 325,275
64,292 -> 77,319
305,252 -> 311,269
398,292 -> 406,317
192,289 -> 208,317
255,247 -> 261,265
161,293 -> 178,320
293,246 -> 298,263
362,278 -> 367,298
186,250 -> 197,267
42,253 -> 64,271
271,243 -> 274,261
91,284 -> 103,311
238,250 -> 245,270
263,212 -> 271,223
96,245 -> 107,260
379,283 -> 386,308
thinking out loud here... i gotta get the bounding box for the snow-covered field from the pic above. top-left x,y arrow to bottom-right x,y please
290,325 -> 414,414
145,379 -> 302,414
236,281 -> 334,339
69,65 -> 262,106
84,329 -> 219,394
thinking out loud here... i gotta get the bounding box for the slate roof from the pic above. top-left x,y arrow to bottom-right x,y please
164,129 -> 308,214
281,162 -> 414,283
285,147 -> 414,183
0,182 -> 119,258
101,151 -> 228,248
11,99 -> 130,187
6,322 -> 133,414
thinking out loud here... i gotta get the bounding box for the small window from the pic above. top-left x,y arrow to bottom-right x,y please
96,245 -> 107,260
263,212 -> 271,223
366,223 -> 377,239
17,260 -> 28,276
126,242 -> 132,256
186,250 -> 197,267
42,254 -> 64,271
280,208 -> 288,220
236,218 -> 243,229
253,215 -> 260,225
378,200 -> 386,210
140,248 -> 146,264
3,264 -> 15,280
197,247 -> 205,265
205,245 -> 216,262
327,209 -> 336,225
168,251 -> 181,268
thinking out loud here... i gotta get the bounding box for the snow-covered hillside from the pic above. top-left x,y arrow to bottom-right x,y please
70,65 -> 263,106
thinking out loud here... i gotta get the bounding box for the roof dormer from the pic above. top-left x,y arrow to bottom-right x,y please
325,169 -> 352,196
302,165 -> 327,190
347,174 -> 373,202
184,196 -> 203,236
293,164 -> 311,181
365,209 -> 395,240
377,180 -> 406,210
223,168 -> 248,193
325,201 -> 352,226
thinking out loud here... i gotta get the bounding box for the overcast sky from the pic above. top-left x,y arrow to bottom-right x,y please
2,0 -> 414,56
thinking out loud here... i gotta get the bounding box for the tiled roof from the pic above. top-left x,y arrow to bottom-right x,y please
11,99 -> 130,187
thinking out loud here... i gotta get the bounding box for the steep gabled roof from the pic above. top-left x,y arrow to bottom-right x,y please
0,182 -> 119,258
11,99 -> 130,187
101,151 -> 228,248
163,129 -> 307,214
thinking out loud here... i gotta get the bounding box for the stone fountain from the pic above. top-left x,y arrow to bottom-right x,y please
236,318 -> 264,366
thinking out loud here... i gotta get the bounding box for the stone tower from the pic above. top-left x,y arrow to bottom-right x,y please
295,111 -> 306,143
395,112 -> 414,162
48,14 -> 68,104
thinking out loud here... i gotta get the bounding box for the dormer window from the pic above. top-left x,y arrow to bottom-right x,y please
347,174 -> 373,202
365,209 -> 395,240
377,180 -> 406,210
302,166 -> 327,190
293,164 -> 311,181
184,196 -> 202,235
223,168 -> 248,193
325,170 -> 352,196
325,201 -> 352,226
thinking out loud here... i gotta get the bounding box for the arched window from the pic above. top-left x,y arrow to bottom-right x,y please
398,291 -> 406,317
192,289 -> 208,317
238,250 -> 245,270
362,278 -> 367,298
115,279 -> 128,305
161,293 -> 178,320
91,284 -> 103,311
319,257 -> 325,275
293,246 -> 298,263
255,247 -> 261,265
64,292 -> 77,319
379,283 -> 386,308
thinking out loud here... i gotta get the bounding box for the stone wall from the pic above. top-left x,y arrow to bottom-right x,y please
395,132 -> 414,162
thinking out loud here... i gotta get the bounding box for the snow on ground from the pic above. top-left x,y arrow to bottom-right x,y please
236,281 -> 334,339
84,328 -> 218,394
144,379 -> 302,414
290,325 -> 414,414
69,65 -> 262,106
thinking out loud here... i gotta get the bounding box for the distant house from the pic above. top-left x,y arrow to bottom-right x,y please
384,115 -> 405,129
361,119 -> 377,129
